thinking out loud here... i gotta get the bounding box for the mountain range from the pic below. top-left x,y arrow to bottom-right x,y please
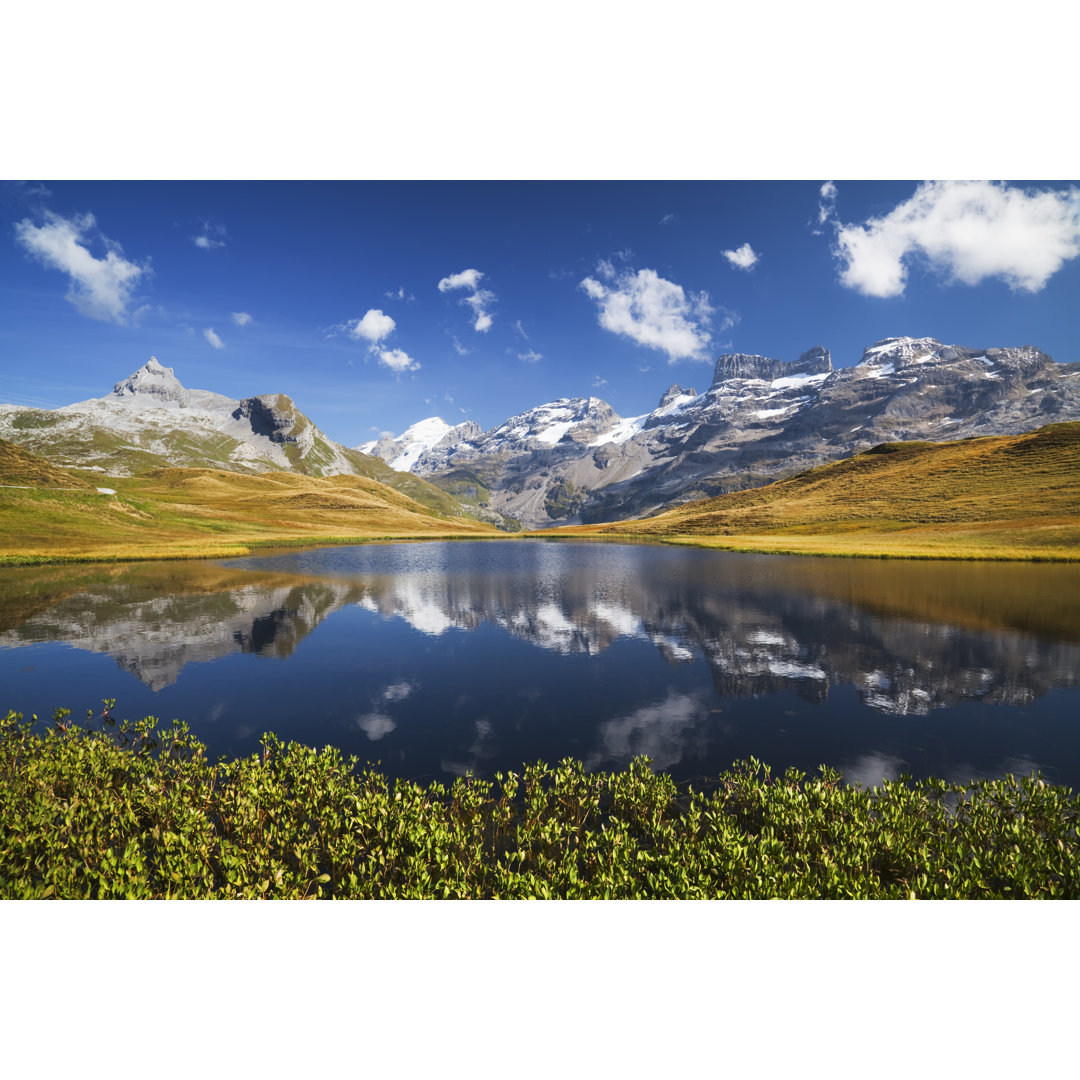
360,337 -> 1080,528
3,338 -> 1078,532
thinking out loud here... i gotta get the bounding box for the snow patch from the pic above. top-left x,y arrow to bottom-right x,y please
770,372 -> 829,391
533,420 -> 575,446
590,415 -> 646,446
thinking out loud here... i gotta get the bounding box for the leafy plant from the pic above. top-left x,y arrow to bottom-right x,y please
2,708 -> 1077,899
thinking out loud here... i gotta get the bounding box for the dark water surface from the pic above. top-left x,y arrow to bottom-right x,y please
3,541 -> 1080,788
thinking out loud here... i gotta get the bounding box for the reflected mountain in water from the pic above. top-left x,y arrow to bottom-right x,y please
3,544 -> 1079,715
291,544 -> 1080,716
0,563 -> 367,690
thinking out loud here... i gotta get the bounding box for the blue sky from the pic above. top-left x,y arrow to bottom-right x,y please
4,179 -> 1079,447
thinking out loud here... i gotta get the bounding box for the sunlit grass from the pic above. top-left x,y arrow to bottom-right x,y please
1,445 -> 498,565
550,422 -> 1080,561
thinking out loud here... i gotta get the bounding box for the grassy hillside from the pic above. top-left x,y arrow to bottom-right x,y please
0,438 -> 98,490
1,406 -> 472,521
550,422 -> 1080,560
0,440 -> 495,564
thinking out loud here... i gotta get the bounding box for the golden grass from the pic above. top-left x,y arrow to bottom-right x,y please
0,453 -> 497,565
6,423 -> 1080,565
545,422 -> 1080,561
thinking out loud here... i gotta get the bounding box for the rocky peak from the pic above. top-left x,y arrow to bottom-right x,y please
857,338 -> 1055,377
233,394 -> 308,444
658,384 -> 697,409
793,346 -> 832,375
712,347 -> 832,386
111,357 -> 190,404
858,337 -> 945,366
442,420 -> 483,446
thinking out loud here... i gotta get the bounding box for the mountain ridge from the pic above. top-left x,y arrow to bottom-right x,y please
362,336 -> 1080,528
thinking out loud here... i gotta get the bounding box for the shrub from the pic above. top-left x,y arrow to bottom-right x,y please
2,708 -> 1077,899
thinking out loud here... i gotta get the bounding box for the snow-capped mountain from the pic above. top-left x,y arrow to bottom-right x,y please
357,417 -> 481,473
364,337 -> 1080,528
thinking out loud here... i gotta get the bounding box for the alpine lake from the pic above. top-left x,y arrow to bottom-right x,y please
3,540 -> 1080,791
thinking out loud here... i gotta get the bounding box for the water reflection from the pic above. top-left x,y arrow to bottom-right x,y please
2,543 -> 1079,786
224,543 -> 1080,715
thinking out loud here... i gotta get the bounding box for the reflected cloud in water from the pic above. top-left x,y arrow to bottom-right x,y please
586,690 -> 711,773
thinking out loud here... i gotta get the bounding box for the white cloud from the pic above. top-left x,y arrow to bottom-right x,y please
349,308 -> 396,344
384,286 -> 414,302
830,180 -> 1080,298
231,311 -> 252,327
578,262 -> 716,362
660,213 -> 676,225
438,267 -> 496,332
438,268 -> 482,292
723,242 -> 759,270
514,319 -> 528,340
204,328 -> 224,349
378,348 -> 420,373
452,336 -> 470,356
192,222 -> 227,250
592,376 -> 607,389
818,181 -> 837,223
518,350 -> 543,363
14,210 -> 149,324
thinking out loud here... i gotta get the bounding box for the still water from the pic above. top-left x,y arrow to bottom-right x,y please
3,541 -> 1080,788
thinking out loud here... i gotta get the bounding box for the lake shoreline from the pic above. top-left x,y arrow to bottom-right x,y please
6,526 -> 1080,568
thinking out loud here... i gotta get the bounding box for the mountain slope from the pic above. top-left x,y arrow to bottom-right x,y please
0,358 -> 471,522
559,421 -> 1080,560
0,439 -> 493,563
364,338 -> 1080,528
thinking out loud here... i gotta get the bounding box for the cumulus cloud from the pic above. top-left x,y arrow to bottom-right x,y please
231,311 -> 252,326
828,180 -> 1080,298
204,328 -> 224,349
377,348 -> 420,373
438,267 -> 496,332
723,242 -> 759,271
384,286 -> 414,302
192,222 -> 227,250
14,210 -> 149,324
349,308 -> 396,344
518,350 -> 543,363
579,261 -> 717,362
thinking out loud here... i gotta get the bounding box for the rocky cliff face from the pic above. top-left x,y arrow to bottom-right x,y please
712,345 -> 832,383
363,336 -> 1080,528
234,394 -> 312,448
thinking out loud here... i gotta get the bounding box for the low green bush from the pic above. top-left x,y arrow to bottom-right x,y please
2,707 -> 1077,899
